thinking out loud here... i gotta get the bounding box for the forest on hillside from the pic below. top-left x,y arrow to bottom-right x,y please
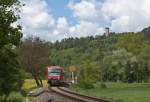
19,28 -> 150,88
49,31 -> 150,85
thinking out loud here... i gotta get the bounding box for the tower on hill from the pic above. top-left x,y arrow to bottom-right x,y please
105,27 -> 109,37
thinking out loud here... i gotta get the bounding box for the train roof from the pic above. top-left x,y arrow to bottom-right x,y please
46,66 -> 63,69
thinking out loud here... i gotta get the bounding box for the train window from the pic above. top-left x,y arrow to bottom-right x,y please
49,73 -> 60,76
48,68 -> 61,73
48,68 -> 61,75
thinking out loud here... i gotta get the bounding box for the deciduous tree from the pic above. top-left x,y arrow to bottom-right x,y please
0,0 -> 23,95
18,37 -> 50,87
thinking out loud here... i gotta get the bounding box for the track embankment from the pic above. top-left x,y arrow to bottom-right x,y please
29,86 -> 110,102
50,87 -> 110,102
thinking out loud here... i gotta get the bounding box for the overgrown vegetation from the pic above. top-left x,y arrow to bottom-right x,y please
22,79 -> 47,93
0,92 -> 24,102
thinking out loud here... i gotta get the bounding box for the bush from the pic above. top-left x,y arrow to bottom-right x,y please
0,92 -> 24,102
94,82 -> 107,88
7,92 -> 24,102
100,83 -> 107,88
0,95 -> 6,102
77,80 -> 94,89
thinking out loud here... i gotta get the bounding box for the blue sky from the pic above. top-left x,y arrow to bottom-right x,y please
46,0 -> 105,26
46,0 -> 73,20
46,0 -> 98,25
20,0 -> 150,41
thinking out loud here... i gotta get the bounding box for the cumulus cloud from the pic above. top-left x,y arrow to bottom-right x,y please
101,0 -> 150,32
52,17 -> 103,40
68,0 -> 102,22
20,0 -> 104,41
20,0 -> 55,40
69,21 -> 103,37
51,17 -> 69,41
19,0 -> 150,41
66,0 -> 103,37
21,0 -> 55,29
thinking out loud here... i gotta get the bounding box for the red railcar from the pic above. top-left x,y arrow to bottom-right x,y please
45,66 -> 64,86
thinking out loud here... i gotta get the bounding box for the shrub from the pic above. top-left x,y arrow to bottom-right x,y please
100,83 -> 107,88
94,82 -> 107,88
0,92 -> 24,102
77,80 -> 94,89
7,92 -> 24,102
0,95 -> 6,102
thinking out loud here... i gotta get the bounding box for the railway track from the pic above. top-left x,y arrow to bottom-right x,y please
50,87 -> 110,102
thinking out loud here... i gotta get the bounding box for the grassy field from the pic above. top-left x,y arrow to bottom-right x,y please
72,82 -> 150,102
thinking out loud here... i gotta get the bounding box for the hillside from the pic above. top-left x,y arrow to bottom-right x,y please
142,26 -> 150,38
48,30 -> 150,85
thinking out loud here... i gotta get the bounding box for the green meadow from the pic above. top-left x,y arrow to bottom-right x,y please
72,82 -> 150,102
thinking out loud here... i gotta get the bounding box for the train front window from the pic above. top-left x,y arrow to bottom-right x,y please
48,68 -> 61,76
49,73 -> 60,76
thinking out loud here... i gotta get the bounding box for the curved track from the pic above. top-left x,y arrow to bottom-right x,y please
50,87 -> 110,102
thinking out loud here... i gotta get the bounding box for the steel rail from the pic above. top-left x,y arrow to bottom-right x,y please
50,87 -> 111,102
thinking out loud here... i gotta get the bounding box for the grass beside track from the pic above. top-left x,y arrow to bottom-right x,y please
22,79 -> 47,92
72,82 -> 150,102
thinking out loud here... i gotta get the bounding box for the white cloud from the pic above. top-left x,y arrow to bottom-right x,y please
20,0 -> 103,41
19,0 -> 150,41
69,21 -> 103,37
20,0 -> 55,40
50,17 -> 103,41
66,0 -> 103,37
101,0 -> 150,32
68,0 -> 102,22
51,17 -> 69,40
20,0 -> 102,41
56,17 -> 68,30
